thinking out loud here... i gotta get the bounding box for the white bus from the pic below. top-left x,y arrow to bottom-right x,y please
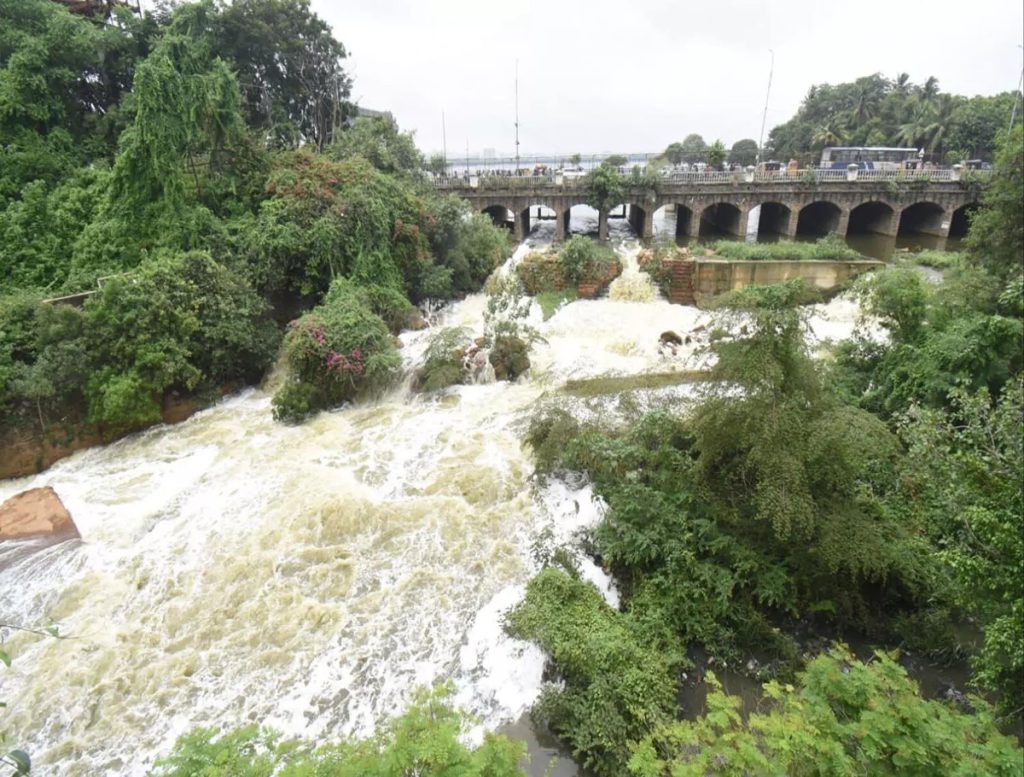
820,147 -> 920,170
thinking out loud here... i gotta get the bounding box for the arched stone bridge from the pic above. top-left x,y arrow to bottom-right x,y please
437,177 -> 983,243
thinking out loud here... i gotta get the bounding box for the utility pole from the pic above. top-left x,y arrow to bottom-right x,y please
441,111 -> 447,172
514,60 -> 520,171
466,139 -> 470,175
756,49 -> 774,166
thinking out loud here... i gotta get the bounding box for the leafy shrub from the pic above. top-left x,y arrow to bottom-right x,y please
507,569 -> 678,777
559,235 -> 617,285
417,327 -> 472,392
81,251 -> 278,430
629,646 -> 1022,776
240,152 -> 431,299
152,685 -> 525,776
489,335 -> 530,381
273,277 -> 400,421
270,382 -> 316,424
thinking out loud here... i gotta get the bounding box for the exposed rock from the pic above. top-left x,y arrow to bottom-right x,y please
659,330 -> 683,346
0,487 -> 80,542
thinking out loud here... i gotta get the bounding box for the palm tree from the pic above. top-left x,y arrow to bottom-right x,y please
893,72 -> 911,96
922,94 -> 961,158
851,82 -> 881,126
812,121 -> 846,149
895,101 -> 931,148
920,76 -> 940,104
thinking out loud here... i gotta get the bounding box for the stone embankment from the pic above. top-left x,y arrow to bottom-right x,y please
0,389 -> 231,481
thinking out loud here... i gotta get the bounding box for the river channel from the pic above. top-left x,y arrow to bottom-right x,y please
0,213 -> 884,775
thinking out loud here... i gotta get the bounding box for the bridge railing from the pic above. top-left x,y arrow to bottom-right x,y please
430,167 -> 986,189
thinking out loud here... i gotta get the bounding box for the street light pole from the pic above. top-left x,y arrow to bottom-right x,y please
756,49 -> 774,167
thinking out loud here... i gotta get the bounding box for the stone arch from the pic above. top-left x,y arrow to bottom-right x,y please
756,201 -> 793,240
848,201 -> 896,236
949,203 -> 978,239
482,204 -> 512,230
796,201 -> 842,237
515,201 -> 562,240
898,201 -> 946,238
698,201 -> 743,239
652,204 -> 696,239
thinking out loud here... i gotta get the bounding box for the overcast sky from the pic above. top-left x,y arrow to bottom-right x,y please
312,0 -> 1024,157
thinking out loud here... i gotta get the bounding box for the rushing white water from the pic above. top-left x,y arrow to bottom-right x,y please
0,215 -> 868,776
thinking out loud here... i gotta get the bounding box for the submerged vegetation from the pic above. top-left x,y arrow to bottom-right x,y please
709,234 -> 862,261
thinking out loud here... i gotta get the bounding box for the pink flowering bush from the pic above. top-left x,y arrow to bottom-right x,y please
273,281 -> 400,422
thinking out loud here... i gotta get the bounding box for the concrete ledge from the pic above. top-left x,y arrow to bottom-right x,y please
692,258 -> 883,304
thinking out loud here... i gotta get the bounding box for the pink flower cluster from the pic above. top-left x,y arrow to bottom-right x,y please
325,348 -> 364,376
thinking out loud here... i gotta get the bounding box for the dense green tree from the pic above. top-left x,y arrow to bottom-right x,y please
898,381 -> 1024,718
967,124 -> 1024,283
727,138 -> 758,166
766,72 -> 1016,162
83,251 -> 277,429
662,141 -> 685,165
584,163 -> 625,214
706,140 -> 727,170
328,114 -> 423,178
946,92 -> 1020,160
206,0 -> 352,148
677,133 -> 707,164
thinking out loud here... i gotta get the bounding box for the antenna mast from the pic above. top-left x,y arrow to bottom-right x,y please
442,110 -> 447,171
514,60 -> 520,170
757,49 -> 774,166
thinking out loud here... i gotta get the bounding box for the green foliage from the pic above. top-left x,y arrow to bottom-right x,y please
83,251 -> 278,429
273,277 -> 400,422
417,327 -> 472,392
898,249 -> 966,269
706,140 -> 727,170
727,138 -> 758,167
206,0 -> 352,149
242,151 -> 428,298
629,646 -> 1021,776
329,114 -> 422,177
438,211 -> 511,296
837,266 -> 1022,418
677,134 -> 707,164
558,235 -> 617,285
898,381 -> 1024,717
603,154 -> 628,167
966,124 -> 1023,284
765,73 -> 1013,164
584,164 -> 625,214
152,685 -> 525,776
0,167 -> 111,293
1,251 -> 276,434
710,234 -> 860,262
507,569 -> 679,777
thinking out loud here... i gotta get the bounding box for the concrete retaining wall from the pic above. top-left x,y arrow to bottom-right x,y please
691,258 -> 883,303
